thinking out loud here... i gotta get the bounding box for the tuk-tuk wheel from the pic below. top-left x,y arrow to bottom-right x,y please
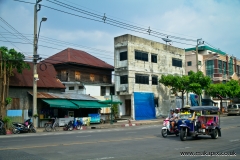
211,129 -> 218,139
180,128 -> 187,141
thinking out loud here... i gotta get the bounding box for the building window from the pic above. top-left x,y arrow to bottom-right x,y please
61,70 -> 67,81
69,86 -> 74,90
223,62 -> 227,75
135,51 -> 148,62
187,61 -> 192,66
120,51 -> 127,61
206,60 -> 214,78
103,76 -> 107,83
135,74 -> 149,84
120,75 -> 128,84
237,65 -> 240,77
188,71 -> 191,75
151,54 -> 157,63
229,57 -> 233,76
90,74 -> 95,82
152,76 -> 158,85
101,86 -> 106,96
218,60 -> 222,74
172,58 -> 182,67
79,86 -> 84,89
75,71 -> 80,81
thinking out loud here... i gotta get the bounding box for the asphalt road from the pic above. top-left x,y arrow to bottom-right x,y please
0,116 -> 239,160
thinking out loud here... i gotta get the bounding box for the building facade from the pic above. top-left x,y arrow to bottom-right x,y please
44,48 -> 115,98
114,34 -> 185,119
185,45 -> 240,107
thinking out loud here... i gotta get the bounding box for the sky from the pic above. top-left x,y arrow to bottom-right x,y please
0,0 -> 240,66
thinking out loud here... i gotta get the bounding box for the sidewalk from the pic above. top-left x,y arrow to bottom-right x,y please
36,117 -> 164,132
36,113 -> 229,132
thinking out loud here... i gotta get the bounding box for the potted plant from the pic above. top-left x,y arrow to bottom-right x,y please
3,116 -> 12,134
33,114 -> 38,118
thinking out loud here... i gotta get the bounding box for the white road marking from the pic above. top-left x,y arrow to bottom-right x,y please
76,135 -> 91,137
2,140 -> 24,142
126,132 -> 136,134
175,147 -> 190,150
86,157 -> 114,160
230,139 -> 240,142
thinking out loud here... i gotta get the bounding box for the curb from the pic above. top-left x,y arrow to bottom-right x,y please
121,123 -> 140,127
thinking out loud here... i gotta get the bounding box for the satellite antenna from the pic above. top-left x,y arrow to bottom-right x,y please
162,36 -> 172,45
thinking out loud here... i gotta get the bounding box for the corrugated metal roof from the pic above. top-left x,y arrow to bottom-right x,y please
10,62 -> 65,89
44,48 -> 114,70
28,92 -> 97,101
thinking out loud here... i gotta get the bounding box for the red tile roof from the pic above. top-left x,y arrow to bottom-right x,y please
44,48 -> 114,69
10,62 -> 65,89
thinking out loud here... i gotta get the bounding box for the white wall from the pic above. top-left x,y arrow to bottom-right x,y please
85,85 -> 100,96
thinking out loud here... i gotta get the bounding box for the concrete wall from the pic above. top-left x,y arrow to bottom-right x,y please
114,34 -> 185,118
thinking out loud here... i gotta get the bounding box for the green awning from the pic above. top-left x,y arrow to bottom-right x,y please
70,100 -> 109,108
42,99 -> 79,109
98,99 -> 122,105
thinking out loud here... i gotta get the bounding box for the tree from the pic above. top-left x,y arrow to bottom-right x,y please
188,71 -> 212,96
0,46 -> 30,117
159,71 -> 211,108
159,74 -> 190,108
206,79 -> 240,101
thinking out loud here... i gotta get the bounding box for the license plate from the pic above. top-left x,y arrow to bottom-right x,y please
199,129 -> 205,132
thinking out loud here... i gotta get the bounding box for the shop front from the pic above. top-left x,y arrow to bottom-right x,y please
39,99 -> 110,127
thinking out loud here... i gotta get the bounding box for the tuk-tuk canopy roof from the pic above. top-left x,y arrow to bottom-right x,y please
189,106 -> 219,111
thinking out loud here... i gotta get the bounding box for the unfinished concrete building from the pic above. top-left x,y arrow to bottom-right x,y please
114,34 -> 185,119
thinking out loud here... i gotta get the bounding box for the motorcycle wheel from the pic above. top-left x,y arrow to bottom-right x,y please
12,128 -> 20,134
31,127 -> 36,133
3,128 -> 6,135
76,125 -> 81,130
0,128 -> 6,135
161,129 -> 168,138
68,126 -> 73,131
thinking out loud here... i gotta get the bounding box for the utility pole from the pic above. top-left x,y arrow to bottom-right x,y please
33,0 -> 42,128
196,38 -> 204,106
110,94 -> 113,125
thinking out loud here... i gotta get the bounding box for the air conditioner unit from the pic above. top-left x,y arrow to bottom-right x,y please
119,86 -> 127,92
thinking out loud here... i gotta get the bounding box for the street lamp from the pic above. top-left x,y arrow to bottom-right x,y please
33,1 -> 47,128
37,17 -> 47,42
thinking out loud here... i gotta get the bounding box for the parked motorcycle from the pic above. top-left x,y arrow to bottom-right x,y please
12,119 -> 36,134
0,117 -> 6,135
161,117 -> 179,138
73,118 -> 82,130
63,120 -> 74,131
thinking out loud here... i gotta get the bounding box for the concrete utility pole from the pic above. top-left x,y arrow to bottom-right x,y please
33,0 -> 46,128
196,38 -> 204,106
32,0 -> 38,128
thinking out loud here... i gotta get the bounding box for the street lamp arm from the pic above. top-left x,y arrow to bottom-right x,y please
37,17 -> 47,46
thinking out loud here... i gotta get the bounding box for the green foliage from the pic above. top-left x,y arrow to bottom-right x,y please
0,46 -> 30,75
206,80 -> 240,99
5,97 -> 12,105
112,104 -> 119,119
159,71 -> 211,107
3,116 -> 11,130
188,71 -> 211,95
